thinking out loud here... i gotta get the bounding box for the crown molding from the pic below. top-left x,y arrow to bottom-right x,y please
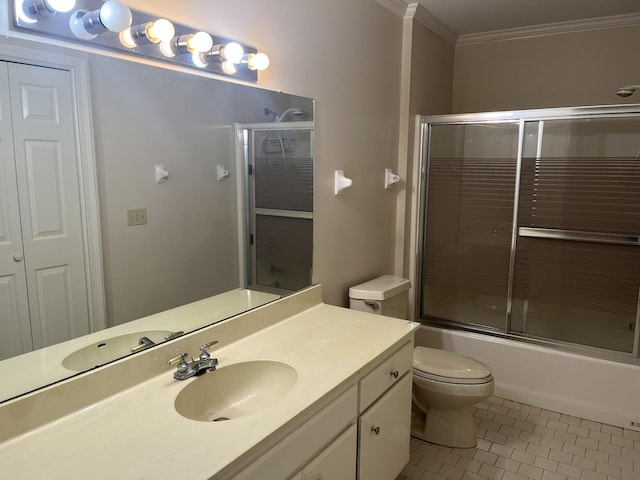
457,12 -> 640,46
377,0 -> 458,45
372,0 -> 409,18
411,3 -> 458,45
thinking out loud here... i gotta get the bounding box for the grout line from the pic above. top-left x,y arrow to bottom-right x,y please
399,396 -> 640,480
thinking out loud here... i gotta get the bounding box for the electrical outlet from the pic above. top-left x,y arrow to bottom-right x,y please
127,208 -> 147,226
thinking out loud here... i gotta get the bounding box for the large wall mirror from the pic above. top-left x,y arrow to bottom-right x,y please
0,35 -> 314,403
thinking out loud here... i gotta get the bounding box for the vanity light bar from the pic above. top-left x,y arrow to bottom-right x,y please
12,0 -> 269,82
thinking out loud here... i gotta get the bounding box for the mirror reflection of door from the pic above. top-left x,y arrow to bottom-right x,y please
0,61 -> 91,360
242,125 -> 314,294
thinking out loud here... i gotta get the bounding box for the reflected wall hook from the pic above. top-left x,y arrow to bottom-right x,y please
334,170 -> 353,195
155,164 -> 169,183
217,165 -> 229,181
384,168 -> 400,189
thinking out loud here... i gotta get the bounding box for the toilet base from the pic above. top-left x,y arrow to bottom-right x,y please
411,404 -> 478,448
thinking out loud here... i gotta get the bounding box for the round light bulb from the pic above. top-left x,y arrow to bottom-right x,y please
69,9 -> 97,39
147,19 -> 174,43
99,0 -> 132,32
18,0 -> 38,23
221,61 -> 237,75
192,52 -> 208,68
187,32 -> 213,53
247,52 -> 270,71
159,40 -> 175,57
222,42 -> 244,63
118,28 -> 137,48
45,0 -> 75,13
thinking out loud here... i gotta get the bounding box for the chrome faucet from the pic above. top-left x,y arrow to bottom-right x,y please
168,341 -> 219,380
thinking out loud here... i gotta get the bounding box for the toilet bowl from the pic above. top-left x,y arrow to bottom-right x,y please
411,346 -> 494,448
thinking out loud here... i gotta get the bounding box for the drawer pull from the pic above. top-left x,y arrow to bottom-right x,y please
390,370 -> 399,379
371,426 -> 380,435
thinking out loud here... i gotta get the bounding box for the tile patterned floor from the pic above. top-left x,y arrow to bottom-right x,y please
397,396 -> 640,480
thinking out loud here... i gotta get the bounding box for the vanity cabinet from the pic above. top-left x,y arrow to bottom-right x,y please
357,341 -> 413,480
233,386 -> 357,480
358,374 -> 412,480
301,424 -> 357,479
234,340 -> 414,480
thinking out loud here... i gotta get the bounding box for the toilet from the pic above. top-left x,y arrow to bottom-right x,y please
412,346 -> 494,448
349,275 -> 495,448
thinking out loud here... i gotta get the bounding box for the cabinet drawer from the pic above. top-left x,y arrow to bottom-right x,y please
359,341 -> 413,410
233,385 -> 357,480
302,424 -> 357,480
358,373 -> 412,480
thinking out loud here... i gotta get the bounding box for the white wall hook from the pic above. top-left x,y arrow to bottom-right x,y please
155,164 -> 169,183
217,165 -> 230,181
384,168 -> 400,189
334,170 -> 353,195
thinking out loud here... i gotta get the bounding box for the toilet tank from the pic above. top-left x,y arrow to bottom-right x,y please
349,275 -> 411,319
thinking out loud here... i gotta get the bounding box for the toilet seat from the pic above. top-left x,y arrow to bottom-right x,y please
413,346 -> 493,385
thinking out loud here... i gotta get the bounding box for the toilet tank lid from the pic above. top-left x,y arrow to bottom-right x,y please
413,346 -> 492,380
349,275 -> 411,301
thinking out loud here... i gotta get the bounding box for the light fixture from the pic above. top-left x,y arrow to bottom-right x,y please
119,18 -> 175,48
22,0 -> 76,19
13,0 -> 269,81
69,0 -> 131,40
245,52 -> 270,71
208,42 -> 244,63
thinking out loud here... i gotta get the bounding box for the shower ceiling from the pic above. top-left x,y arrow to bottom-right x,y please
416,0 -> 640,36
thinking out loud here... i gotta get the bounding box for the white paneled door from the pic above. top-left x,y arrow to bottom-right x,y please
0,61 -> 90,360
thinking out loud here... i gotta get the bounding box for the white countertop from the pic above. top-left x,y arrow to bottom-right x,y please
0,301 -> 417,479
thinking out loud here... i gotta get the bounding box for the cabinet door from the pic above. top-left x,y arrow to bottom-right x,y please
303,424 -> 357,480
358,373 -> 412,480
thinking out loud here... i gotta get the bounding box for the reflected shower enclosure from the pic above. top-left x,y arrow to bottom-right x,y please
238,122 -> 314,294
417,106 -> 640,357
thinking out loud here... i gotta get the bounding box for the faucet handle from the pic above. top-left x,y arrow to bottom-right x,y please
199,340 -> 219,360
168,352 -> 190,371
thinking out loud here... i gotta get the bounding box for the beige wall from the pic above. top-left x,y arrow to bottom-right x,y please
453,25 -> 640,113
90,55 -> 300,325
125,0 -> 405,306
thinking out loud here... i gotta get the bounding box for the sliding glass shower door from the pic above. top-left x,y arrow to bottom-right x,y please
421,122 -> 519,331
512,117 -> 640,353
418,107 -> 640,357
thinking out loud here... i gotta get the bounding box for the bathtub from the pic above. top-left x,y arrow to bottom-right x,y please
416,325 -> 640,431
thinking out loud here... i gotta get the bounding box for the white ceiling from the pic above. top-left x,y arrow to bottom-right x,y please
416,0 -> 640,36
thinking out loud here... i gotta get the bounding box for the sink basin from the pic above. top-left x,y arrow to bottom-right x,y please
174,360 -> 298,422
62,330 -> 174,371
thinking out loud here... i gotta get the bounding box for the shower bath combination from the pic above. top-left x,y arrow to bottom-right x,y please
416,104 -> 640,359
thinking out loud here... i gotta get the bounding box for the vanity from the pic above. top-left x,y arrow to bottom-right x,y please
0,285 -> 418,479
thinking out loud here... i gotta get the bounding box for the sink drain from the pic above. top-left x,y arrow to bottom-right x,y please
212,416 -> 230,422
